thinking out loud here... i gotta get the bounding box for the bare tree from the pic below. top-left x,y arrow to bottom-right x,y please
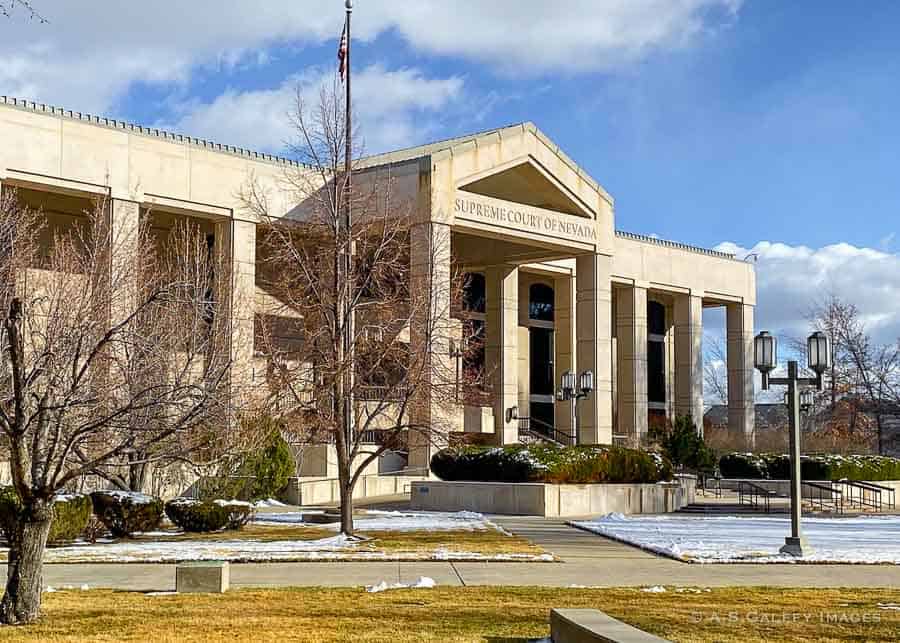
0,0 -> 46,22
0,188 -> 254,624
805,294 -> 900,453
702,332 -> 728,408
242,84 -> 459,535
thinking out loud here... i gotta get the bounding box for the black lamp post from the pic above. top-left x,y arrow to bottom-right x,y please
557,369 -> 594,445
754,329 -> 831,556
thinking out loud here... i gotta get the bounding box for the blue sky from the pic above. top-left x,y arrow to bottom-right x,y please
2,1 -> 899,350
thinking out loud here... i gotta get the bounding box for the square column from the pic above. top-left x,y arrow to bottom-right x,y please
218,219 -> 257,397
575,254 -> 613,444
408,222 -> 454,469
616,283 -> 648,445
109,199 -> 140,324
727,303 -> 756,446
486,264 -> 519,445
554,274 -> 576,436
674,292 -> 704,431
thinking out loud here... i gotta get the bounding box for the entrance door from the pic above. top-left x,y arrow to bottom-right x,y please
529,327 -> 555,435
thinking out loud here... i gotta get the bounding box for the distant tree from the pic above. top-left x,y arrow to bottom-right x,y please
0,1 -> 46,22
804,294 -> 900,453
702,332 -> 728,407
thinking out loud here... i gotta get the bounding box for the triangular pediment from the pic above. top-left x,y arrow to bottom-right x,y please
458,158 -> 588,217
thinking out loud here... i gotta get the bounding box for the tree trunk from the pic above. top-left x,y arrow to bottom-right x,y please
0,498 -> 53,625
339,478 -> 354,535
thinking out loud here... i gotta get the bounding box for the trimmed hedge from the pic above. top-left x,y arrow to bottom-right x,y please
0,488 -> 92,545
431,444 -> 673,484
164,498 -> 254,532
719,452 -> 900,481
90,490 -> 164,537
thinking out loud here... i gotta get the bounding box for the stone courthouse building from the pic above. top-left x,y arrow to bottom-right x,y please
0,97 -> 756,472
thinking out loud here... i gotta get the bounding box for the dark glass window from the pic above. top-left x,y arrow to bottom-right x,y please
648,301 -> 666,336
462,273 -> 486,314
647,341 -> 666,404
529,283 -> 554,322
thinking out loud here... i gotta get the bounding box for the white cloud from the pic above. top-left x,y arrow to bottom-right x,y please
715,240 -> 900,346
167,65 -> 464,154
0,1 -> 741,114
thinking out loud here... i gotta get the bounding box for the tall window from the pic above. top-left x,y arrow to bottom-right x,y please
529,283 -> 554,322
647,301 -> 666,405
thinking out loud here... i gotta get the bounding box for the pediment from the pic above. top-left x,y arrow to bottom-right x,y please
457,156 -> 593,219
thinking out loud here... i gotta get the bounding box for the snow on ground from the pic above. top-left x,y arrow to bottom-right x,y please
38,534 -> 357,563
253,498 -> 288,508
255,509 -> 492,532
573,513 -> 900,564
1,510 -> 550,564
365,576 -> 436,593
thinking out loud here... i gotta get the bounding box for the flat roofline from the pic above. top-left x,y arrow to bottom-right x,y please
0,96 -> 306,169
615,230 -> 739,261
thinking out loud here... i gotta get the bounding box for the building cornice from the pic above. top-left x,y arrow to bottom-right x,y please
1,96 -> 304,169
615,230 -> 739,261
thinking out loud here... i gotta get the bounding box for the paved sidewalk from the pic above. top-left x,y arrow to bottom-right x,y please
7,515 -> 899,591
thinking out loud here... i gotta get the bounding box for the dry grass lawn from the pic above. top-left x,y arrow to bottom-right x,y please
147,524 -> 543,556
2,586 -> 898,642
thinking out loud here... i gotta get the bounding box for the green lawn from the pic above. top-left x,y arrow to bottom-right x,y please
2,586 -> 897,642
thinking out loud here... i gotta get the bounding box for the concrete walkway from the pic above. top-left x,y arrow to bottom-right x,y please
8,515 -> 899,591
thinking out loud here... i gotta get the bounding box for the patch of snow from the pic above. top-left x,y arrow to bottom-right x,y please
877,603 -> 900,611
146,591 -> 178,597
573,514 -> 900,564
253,498 -> 288,508
94,490 -> 158,504
44,586 -> 56,593
641,586 -> 667,593
255,509 -> 492,533
366,576 -> 436,593
213,499 -> 253,508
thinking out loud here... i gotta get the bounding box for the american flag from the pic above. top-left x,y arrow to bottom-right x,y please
338,21 -> 348,81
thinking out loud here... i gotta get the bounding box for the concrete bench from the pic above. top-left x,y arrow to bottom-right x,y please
176,561 -> 229,593
550,609 -> 671,643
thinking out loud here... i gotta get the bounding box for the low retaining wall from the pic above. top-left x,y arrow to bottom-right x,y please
284,474 -> 425,506
410,475 -> 695,517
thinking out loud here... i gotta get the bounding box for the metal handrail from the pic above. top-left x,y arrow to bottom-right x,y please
853,481 -> 896,510
803,481 -> 843,514
834,479 -> 881,512
737,480 -> 774,512
517,416 -> 574,446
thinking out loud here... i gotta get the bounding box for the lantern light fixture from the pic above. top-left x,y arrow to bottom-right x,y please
807,331 -> 831,375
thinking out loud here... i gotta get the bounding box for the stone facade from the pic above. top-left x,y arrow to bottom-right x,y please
0,98 -> 757,472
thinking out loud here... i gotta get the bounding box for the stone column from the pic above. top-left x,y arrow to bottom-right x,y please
554,273 -> 576,436
486,264 -> 519,445
727,302 -> 756,446
109,199 -> 140,323
575,254 -> 613,445
408,222 -> 454,469
616,283 -> 648,445
219,218 -> 257,397
674,292 -> 704,431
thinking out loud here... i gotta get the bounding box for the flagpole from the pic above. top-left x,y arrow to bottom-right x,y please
343,0 -> 354,450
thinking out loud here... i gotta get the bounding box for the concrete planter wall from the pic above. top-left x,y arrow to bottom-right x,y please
283,474 -> 424,506
410,475 -> 696,517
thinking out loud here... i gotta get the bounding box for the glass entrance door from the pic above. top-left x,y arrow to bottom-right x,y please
529,327 -> 555,435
